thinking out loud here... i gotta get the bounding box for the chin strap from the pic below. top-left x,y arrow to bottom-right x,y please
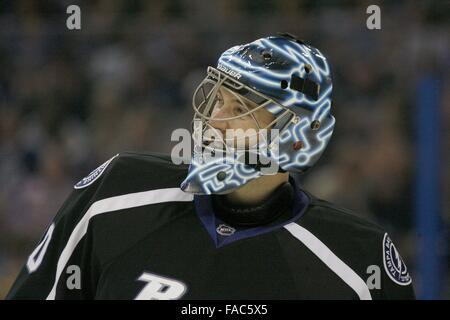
211,182 -> 294,227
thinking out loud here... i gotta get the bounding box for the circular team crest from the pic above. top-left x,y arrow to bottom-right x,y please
74,154 -> 119,189
382,233 -> 412,286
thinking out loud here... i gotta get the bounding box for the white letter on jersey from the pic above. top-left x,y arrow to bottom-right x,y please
27,223 -> 55,273
135,272 -> 187,300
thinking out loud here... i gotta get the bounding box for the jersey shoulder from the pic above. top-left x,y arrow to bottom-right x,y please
297,189 -> 387,264
301,189 -> 385,238
293,190 -> 415,298
73,152 -> 189,198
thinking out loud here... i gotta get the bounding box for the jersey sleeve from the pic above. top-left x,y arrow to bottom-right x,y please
5,155 -> 118,300
378,233 -> 416,300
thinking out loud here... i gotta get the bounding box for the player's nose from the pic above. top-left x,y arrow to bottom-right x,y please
208,122 -> 227,142
209,118 -> 227,133
209,107 -> 231,133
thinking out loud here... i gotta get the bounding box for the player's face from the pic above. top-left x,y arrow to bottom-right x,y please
208,87 -> 275,149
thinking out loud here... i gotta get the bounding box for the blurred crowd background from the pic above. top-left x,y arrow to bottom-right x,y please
0,0 -> 448,299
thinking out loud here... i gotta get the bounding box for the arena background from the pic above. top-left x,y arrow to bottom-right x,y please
0,0 -> 448,299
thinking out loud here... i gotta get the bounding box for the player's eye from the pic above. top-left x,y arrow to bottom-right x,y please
235,104 -> 250,115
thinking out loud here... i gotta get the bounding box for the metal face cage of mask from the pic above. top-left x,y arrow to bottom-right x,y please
191,66 -> 295,171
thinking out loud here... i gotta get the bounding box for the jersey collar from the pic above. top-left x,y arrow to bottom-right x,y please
194,176 -> 311,248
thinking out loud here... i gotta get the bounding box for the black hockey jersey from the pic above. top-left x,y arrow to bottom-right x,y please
6,152 -> 415,300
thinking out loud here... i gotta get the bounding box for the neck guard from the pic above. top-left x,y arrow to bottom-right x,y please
211,181 -> 294,227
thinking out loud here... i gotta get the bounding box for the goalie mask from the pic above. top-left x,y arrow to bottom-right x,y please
181,33 -> 335,195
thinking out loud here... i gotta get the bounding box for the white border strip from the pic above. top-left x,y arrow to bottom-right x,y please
46,188 -> 193,299
284,222 -> 372,300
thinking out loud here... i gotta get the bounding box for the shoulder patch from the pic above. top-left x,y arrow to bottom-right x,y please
74,154 -> 119,189
382,233 -> 412,286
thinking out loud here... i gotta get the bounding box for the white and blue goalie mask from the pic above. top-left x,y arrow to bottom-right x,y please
181,34 -> 335,195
